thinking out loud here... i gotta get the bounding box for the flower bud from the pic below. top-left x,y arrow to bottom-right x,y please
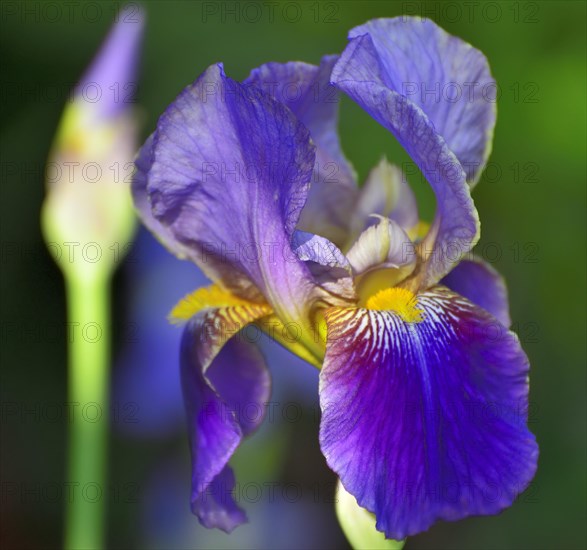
42,5 -> 144,283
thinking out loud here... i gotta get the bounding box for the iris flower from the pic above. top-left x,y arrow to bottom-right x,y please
133,17 -> 538,539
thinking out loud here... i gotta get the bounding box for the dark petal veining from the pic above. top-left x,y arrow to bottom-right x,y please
319,287 -> 538,539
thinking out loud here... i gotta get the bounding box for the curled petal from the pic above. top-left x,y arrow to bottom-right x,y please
191,466 -> 246,532
346,17 -> 496,186
181,307 -> 270,532
442,256 -> 511,327
332,19 -> 481,287
319,287 -> 538,539
246,56 -> 358,246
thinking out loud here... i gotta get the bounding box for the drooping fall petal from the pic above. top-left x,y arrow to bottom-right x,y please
180,306 -> 270,531
320,287 -> 538,539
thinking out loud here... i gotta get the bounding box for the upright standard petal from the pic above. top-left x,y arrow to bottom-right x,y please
246,57 -> 358,246
346,218 -> 417,299
143,64 -> 320,330
332,27 -> 480,287
441,256 -> 511,327
181,308 -> 270,531
346,217 -> 415,278
347,17 -> 496,186
320,287 -> 538,539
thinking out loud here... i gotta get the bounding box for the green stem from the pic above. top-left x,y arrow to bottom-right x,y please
64,275 -> 110,550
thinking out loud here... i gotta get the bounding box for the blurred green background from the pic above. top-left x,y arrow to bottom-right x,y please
1,1 -> 585,548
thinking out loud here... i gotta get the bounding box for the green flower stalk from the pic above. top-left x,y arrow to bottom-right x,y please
41,7 -> 144,549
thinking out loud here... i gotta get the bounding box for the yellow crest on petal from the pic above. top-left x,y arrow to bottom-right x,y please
168,285 -> 270,324
366,287 -> 423,323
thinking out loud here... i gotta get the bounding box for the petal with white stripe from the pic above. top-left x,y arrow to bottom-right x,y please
319,286 -> 538,539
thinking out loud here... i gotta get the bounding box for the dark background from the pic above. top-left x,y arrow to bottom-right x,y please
1,1 -> 586,548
